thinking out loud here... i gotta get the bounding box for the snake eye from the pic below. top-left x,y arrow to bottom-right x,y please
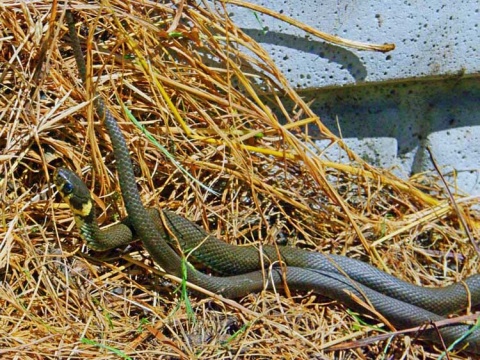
62,182 -> 74,195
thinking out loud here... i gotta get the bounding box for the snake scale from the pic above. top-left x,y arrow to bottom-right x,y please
56,10 -> 480,353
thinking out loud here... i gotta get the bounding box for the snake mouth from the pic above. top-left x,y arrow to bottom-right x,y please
53,168 -> 69,193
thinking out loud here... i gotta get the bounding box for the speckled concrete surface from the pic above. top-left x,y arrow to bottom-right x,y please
227,0 -> 478,88
226,0 -> 480,194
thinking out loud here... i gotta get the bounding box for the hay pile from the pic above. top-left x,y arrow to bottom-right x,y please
1,1 -> 478,358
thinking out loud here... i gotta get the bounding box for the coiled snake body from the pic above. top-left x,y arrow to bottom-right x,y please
56,10 -> 480,354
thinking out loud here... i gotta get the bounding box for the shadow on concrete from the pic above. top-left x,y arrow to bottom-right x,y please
242,28 -> 367,82
295,77 -> 480,153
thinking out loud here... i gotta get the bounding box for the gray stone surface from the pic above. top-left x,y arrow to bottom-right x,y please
226,0 -> 479,88
225,0 -> 480,195
300,77 -> 480,180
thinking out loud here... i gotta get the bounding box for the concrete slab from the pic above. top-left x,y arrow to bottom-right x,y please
224,0 -> 480,194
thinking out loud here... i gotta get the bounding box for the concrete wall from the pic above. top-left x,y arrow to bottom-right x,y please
225,0 -> 480,195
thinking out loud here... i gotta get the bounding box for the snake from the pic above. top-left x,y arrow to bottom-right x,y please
57,10 -> 480,353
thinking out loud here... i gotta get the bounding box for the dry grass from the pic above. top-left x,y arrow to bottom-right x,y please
0,1 -> 479,359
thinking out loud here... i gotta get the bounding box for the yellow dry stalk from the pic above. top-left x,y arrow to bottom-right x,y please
222,0 -> 395,52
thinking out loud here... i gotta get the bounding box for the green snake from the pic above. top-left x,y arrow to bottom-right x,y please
57,10 -> 480,353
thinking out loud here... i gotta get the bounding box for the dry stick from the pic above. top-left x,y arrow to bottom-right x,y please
222,0 -> 395,52
426,146 -> 480,255
328,314 -> 480,352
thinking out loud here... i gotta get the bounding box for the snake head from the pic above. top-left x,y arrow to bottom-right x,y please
54,167 -> 93,217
